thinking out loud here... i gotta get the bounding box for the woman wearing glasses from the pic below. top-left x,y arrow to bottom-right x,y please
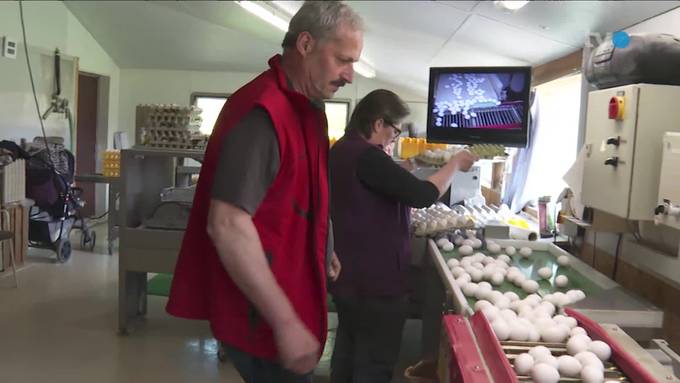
328,89 -> 477,383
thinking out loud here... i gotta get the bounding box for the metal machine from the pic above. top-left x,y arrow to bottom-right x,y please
581,83 -> 680,220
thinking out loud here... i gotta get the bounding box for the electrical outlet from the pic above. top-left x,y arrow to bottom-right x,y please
3,37 -> 17,59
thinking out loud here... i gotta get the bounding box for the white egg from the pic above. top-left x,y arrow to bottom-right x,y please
495,297 -> 511,310
478,281 -> 492,291
454,236 -> 465,246
500,309 -> 518,322
487,242 -> 501,254
557,255 -> 570,266
514,353 -> 534,375
581,365 -> 605,383
563,316 -> 578,329
541,326 -> 568,343
534,354 -> 559,369
491,272 -> 504,286
489,291 -> 504,303
529,346 -> 552,360
555,294 -> 573,307
531,363 -> 560,383
459,245 -> 473,256
474,300 -> 493,312
483,268 -> 496,280
497,254 -> 511,264
555,275 -> 569,288
588,341 -> 611,362
534,317 -> 556,330
519,247 -> 533,258
504,292 -> 520,302
451,267 -> 466,278
471,261 -> 483,270
494,261 -> 509,270
443,242 -> 455,252
528,327 -> 541,342
506,246 -> 517,256
574,352 -> 604,371
514,274 -> 527,287
436,238 -> 449,248
462,239 -> 474,247
537,267 -> 552,279
571,327 -> 587,337
456,274 -> 471,286
522,279 -> 539,293
567,289 -> 587,303
571,334 -> 593,344
462,282 -> 478,297
471,238 -> 483,249
470,269 -> 484,282
510,300 -> 524,312
491,319 -> 511,341
475,288 -> 492,301
537,302 -> 556,316
446,258 -> 460,269
525,294 -> 542,307
509,323 -> 530,341
557,355 -> 582,377
482,307 -> 500,322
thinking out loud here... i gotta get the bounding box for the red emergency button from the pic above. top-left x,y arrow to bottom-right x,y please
609,96 -> 625,120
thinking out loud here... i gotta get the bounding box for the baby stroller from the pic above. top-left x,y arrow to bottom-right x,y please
22,138 -> 96,262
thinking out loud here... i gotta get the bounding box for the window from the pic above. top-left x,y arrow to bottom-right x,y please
324,100 -> 350,140
522,74 -> 581,203
191,93 -> 229,135
192,95 -> 349,139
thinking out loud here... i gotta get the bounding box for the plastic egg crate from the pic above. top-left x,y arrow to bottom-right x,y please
443,310 -> 654,383
411,204 -> 476,236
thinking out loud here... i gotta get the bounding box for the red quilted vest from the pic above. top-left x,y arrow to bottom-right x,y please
166,55 -> 330,360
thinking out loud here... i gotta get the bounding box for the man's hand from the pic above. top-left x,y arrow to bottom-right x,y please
450,149 -> 478,172
328,252 -> 341,282
274,319 -> 321,374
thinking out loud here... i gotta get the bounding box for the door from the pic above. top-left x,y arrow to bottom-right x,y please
76,73 -> 98,217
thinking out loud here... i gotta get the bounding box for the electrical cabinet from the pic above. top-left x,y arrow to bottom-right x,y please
582,84 -> 680,220
655,132 -> 680,230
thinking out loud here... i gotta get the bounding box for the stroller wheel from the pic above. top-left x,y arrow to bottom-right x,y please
81,230 -> 96,251
56,239 -> 72,263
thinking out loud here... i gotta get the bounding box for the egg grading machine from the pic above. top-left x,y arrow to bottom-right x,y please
427,239 -> 679,382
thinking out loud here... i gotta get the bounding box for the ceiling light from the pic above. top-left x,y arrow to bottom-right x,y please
238,0 -> 376,78
495,1 -> 529,11
236,1 -> 289,32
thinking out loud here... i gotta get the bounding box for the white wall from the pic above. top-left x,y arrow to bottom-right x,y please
118,67 -> 428,143
0,1 -> 120,147
582,7 -> 680,287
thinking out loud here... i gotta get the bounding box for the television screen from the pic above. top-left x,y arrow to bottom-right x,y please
426,66 -> 532,147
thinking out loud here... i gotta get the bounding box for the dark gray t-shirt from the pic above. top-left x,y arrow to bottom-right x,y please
211,106 -> 334,269
211,107 -> 280,214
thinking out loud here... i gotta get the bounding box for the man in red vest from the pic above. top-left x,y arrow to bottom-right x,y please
166,2 -> 363,381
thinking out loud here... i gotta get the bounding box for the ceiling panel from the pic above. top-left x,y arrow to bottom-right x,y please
449,14 -> 576,65
473,1 -> 680,47
64,0 -> 680,99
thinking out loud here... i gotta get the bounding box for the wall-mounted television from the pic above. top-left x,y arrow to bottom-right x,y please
426,66 -> 532,147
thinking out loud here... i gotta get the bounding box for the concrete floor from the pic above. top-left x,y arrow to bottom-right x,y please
0,225 -> 422,383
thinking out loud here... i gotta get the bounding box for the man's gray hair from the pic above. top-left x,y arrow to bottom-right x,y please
282,1 -> 364,48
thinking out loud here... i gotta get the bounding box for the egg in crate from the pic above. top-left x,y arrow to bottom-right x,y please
555,275 -> 569,288
513,353 -> 534,375
537,267 -> 552,279
557,255 -> 570,266
505,246 -> 517,255
519,247 -> 533,257
531,363 -> 560,383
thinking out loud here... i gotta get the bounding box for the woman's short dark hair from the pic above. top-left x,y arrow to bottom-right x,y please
347,89 -> 410,138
